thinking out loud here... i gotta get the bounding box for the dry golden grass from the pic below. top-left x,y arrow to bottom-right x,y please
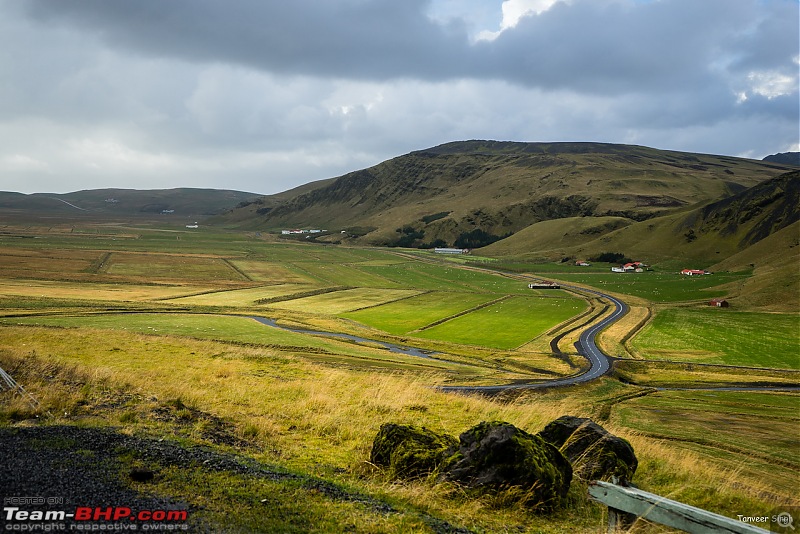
1,324 -> 792,525
0,279 -> 211,302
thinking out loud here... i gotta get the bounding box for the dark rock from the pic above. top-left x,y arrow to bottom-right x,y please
440,421 -> 572,508
129,467 -> 154,482
370,423 -> 457,479
538,416 -> 637,482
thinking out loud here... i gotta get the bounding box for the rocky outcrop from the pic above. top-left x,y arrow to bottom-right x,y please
369,423 -> 457,479
441,421 -> 572,508
370,421 -> 572,509
538,416 -> 637,483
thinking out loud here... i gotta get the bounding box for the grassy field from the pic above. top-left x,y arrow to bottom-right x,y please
342,291 -> 498,335
0,223 -> 798,532
612,390 -> 800,495
1,326 -> 796,532
415,295 -> 587,350
630,308 -> 800,369
546,270 -> 748,302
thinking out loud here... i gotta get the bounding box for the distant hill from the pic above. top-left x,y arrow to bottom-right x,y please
0,188 -> 262,223
763,152 -> 800,166
222,141 -> 795,248
486,170 -> 799,264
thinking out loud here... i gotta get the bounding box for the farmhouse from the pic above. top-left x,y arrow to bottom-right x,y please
709,298 -> 730,307
434,248 -> 469,255
612,261 -> 646,273
681,269 -> 708,276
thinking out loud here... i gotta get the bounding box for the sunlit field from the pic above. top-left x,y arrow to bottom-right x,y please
630,308 -> 800,368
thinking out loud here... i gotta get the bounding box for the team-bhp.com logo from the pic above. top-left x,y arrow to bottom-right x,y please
4,505 -> 188,531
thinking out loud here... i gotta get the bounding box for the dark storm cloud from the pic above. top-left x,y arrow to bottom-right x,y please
22,0 -> 797,94
23,0 -> 469,80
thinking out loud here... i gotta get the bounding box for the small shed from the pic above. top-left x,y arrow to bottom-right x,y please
709,298 -> 729,308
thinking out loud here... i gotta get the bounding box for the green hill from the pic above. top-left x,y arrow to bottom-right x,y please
224,141 -> 793,248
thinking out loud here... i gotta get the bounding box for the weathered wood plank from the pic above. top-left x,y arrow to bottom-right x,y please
588,481 -> 770,534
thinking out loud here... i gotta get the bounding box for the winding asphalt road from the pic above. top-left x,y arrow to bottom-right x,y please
252,281 -> 629,395
438,284 -> 628,394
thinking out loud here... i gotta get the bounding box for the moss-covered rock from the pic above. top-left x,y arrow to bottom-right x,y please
369,423 -> 457,479
538,415 -> 637,483
440,421 -> 572,509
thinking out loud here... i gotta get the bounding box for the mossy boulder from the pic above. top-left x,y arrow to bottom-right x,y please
538,415 -> 637,483
370,423 -> 457,479
440,421 -> 572,508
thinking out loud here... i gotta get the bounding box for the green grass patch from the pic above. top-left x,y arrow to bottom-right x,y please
266,288 -> 421,314
631,308 -> 800,369
415,296 -> 587,350
361,262 -> 536,294
289,261 -> 401,288
548,271 -> 748,302
342,291 -> 497,335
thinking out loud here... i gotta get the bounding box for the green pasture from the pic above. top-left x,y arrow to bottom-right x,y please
289,261 -> 400,288
547,271 -> 747,302
614,390 -> 800,477
360,262 -> 535,294
631,308 -> 800,369
265,287 -> 422,314
415,295 -> 587,350
342,291 -> 497,335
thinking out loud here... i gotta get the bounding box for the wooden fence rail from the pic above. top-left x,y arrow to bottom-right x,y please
589,480 -> 772,533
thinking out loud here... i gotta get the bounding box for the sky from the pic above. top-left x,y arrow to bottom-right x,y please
1,0 -> 798,195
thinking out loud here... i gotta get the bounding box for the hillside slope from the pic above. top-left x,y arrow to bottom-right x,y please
226,141 -> 793,246
483,171 -> 799,266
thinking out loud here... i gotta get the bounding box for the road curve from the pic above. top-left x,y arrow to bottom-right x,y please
438,285 -> 628,394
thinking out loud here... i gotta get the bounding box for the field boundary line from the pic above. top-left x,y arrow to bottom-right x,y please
221,258 -> 254,281
411,295 -> 511,332
345,289 -> 431,313
255,286 -> 354,305
619,358 -> 800,373
621,305 -> 653,359
86,251 -> 113,274
154,284 -> 274,301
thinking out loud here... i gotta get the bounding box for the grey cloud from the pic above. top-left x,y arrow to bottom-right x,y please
20,0 -> 797,94
22,0 -> 469,80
